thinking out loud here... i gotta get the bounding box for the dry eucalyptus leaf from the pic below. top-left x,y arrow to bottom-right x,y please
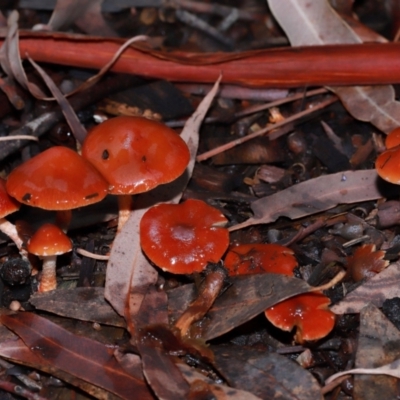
213,346 -> 323,400
331,262 -> 400,314
327,304 -> 400,400
47,0 -> 117,36
178,363 -> 263,400
136,328 -> 190,400
200,273 -> 311,340
29,287 -> 125,327
28,57 -> 87,144
104,78 -> 220,320
231,170 -> 383,231
267,0 -> 400,133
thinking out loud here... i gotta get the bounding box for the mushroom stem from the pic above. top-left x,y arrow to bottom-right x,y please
175,268 -> 226,337
0,218 -> 23,250
117,195 -> 134,232
0,218 -> 28,259
55,210 -> 72,233
38,255 -> 57,292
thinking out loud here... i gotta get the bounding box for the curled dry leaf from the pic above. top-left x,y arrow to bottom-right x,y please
104,78 -> 221,325
326,304 -> 400,400
346,243 -> 389,282
29,287 -> 126,327
200,273 -> 312,340
212,346 -> 323,400
231,170 -> 384,231
46,0 -> 117,37
331,262 -> 400,314
267,0 -> 400,133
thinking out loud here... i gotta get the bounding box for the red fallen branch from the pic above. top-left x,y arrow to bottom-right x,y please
9,30 -> 400,88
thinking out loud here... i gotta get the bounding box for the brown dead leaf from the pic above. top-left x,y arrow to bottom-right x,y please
331,262 -> 400,314
28,57 -> 87,143
231,170 -> 384,231
177,273 -> 312,341
29,287 -> 126,327
137,327 -> 190,400
213,345 -> 323,399
104,78 -> 220,331
268,0 -> 400,133
326,304 -> 400,399
1,11 -> 46,98
178,363 -> 263,400
1,313 -> 152,400
47,0 -> 117,37
0,337 -> 121,399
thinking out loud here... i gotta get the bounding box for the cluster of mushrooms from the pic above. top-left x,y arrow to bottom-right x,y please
0,115 -> 340,343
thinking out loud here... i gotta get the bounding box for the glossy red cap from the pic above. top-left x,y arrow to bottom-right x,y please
265,292 -> 335,343
82,116 -> 190,195
6,147 -> 109,210
375,146 -> 400,184
0,178 -> 20,218
140,199 -> 229,274
385,127 -> 400,149
28,223 -> 72,256
224,243 -> 297,276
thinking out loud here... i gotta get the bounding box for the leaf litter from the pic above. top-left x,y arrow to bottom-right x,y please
1,1 -> 400,399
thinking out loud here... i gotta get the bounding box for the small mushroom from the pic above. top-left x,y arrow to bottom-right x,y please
224,243 -> 297,276
27,223 -> 72,292
140,198 -> 229,335
6,146 -> 109,231
345,243 -> 388,282
265,292 -> 335,344
140,199 -> 229,274
82,116 -> 190,231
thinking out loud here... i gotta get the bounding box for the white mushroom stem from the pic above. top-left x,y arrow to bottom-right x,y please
117,195 -> 134,232
0,218 -> 27,258
38,255 -> 57,292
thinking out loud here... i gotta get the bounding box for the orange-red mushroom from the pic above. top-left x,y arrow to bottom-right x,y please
223,242 -> 335,343
6,146 -> 109,231
27,223 -> 72,292
224,243 -> 297,276
140,198 -> 230,336
265,292 -> 335,344
140,199 -> 229,274
385,127 -> 400,150
82,116 -> 190,231
375,146 -> 400,184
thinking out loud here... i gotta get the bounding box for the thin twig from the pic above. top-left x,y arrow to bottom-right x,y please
0,135 -> 38,141
197,96 -> 338,162
76,248 -> 109,260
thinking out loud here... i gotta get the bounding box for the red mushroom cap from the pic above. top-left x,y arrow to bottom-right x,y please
0,178 -> 20,218
6,146 -> 109,210
265,292 -> 335,343
27,223 -> 72,256
82,116 -> 190,195
224,243 -> 297,276
375,146 -> 400,184
385,127 -> 400,149
140,199 -> 229,274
